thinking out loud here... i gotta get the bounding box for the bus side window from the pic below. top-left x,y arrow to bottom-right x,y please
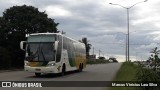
56,35 -> 62,62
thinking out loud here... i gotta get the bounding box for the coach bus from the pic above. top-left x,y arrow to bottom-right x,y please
20,33 -> 86,76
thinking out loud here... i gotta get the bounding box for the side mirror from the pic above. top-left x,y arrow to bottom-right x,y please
20,41 -> 26,51
54,41 -> 59,51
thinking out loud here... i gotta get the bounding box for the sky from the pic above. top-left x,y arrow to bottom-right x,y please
0,0 -> 160,62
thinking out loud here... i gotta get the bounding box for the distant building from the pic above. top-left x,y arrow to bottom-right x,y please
88,55 -> 96,61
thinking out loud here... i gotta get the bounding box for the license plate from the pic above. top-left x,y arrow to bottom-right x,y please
35,68 -> 41,71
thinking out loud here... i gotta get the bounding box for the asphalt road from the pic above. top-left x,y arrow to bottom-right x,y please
0,63 -> 122,90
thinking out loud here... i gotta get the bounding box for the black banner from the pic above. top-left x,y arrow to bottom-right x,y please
0,81 -> 159,87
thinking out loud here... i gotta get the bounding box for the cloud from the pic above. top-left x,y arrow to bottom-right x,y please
0,0 -> 160,62
45,5 -> 72,17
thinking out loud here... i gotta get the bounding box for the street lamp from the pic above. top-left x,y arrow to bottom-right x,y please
117,32 -> 128,62
109,0 -> 147,61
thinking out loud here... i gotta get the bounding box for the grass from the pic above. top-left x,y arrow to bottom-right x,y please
110,62 -> 138,90
109,62 -> 160,90
114,62 -> 137,81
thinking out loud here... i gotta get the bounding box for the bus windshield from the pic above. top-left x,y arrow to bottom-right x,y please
26,42 -> 55,61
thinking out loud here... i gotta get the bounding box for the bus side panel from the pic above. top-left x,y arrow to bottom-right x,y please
62,35 -> 86,70
74,42 -> 86,69
63,37 -> 76,67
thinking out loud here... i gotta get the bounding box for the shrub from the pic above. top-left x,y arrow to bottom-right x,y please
0,47 -> 12,69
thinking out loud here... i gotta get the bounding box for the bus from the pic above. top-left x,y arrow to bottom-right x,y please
20,33 -> 86,76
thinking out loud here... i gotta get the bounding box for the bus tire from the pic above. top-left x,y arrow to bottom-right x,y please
35,73 -> 41,77
79,63 -> 82,72
61,64 -> 66,76
81,63 -> 83,70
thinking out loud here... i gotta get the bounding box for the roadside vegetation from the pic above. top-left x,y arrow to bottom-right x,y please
0,5 -> 59,70
110,62 -> 137,90
110,62 -> 160,90
113,62 -> 137,81
87,56 -> 111,64
87,59 -> 109,64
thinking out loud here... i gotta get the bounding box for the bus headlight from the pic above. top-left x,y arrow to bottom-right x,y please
24,61 -> 29,66
47,63 -> 56,66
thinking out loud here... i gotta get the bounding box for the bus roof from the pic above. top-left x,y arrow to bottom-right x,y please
29,33 -> 85,45
30,33 -> 61,36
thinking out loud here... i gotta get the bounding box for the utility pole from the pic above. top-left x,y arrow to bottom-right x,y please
126,34 -> 128,62
127,8 -> 129,62
109,0 -> 147,61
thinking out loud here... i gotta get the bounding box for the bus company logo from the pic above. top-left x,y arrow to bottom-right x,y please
2,82 -> 11,87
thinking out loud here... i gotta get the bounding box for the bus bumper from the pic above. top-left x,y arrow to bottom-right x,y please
24,66 -> 60,73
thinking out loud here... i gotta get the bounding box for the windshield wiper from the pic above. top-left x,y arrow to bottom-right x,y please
26,48 -> 38,61
40,47 -> 46,61
26,43 -> 46,62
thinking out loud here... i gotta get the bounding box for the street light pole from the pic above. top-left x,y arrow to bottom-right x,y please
109,0 -> 147,62
117,32 -> 128,62
126,34 -> 128,62
127,8 -> 130,62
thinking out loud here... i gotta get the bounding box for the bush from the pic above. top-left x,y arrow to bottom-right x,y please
135,64 -> 160,90
87,59 -> 109,64
0,47 -> 12,69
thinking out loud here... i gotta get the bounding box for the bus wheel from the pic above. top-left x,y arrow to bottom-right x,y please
81,63 -> 83,70
35,73 -> 41,77
79,64 -> 82,72
61,64 -> 66,76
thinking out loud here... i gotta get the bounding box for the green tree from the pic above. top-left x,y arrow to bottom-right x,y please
98,56 -> 105,60
0,5 -> 59,68
150,47 -> 160,71
0,47 -> 12,69
81,37 -> 92,59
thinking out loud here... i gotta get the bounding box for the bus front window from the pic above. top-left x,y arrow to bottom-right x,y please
26,43 -> 55,61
